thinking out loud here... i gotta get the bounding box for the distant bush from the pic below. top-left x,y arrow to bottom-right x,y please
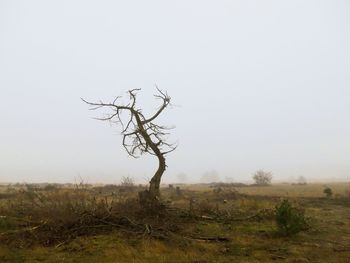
43,184 -> 59,191
115,176 -> 137,194
121,176 -> 135,188
200,170 -> 220,184
252,170 -> 272,186
275,199 -> 308,236
213,187 -> 222,194
323,186 -> 333,198
297,176 -> 307,185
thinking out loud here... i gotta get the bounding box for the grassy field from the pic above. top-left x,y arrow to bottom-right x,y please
0,183 -> 349,262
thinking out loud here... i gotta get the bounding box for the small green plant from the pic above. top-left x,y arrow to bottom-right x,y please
275,199 -> 308,236
323,186 -> 333,198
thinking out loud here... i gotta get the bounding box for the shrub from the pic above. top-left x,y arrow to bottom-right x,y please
121,176 -> 135,188
297,176 -> 307,185
252,170 -> 272,185
323,186 -> 333,198
275,199 -> 308,236
43,184 -> 59,191
117,176 -> 137,194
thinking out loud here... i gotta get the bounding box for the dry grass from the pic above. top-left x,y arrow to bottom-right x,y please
0,187 -> 174,247
0,183 -> 350,262
185,182 -> 350,198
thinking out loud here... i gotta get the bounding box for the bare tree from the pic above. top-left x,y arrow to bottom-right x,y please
82,88 -> 176,202
252,170 -> 272,186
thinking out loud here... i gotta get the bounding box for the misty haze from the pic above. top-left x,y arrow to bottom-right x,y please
1,1 -> 350,262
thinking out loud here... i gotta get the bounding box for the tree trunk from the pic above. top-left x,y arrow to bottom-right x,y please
149,155 -> 166,198
138,156 -> 166,209
134,113 -> 167,204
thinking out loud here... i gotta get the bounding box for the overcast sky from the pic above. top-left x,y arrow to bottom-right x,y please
1,0 -> 350,184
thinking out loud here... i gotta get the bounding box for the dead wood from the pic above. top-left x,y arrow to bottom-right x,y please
187,236 -> 230,242
82,88 -> 176,200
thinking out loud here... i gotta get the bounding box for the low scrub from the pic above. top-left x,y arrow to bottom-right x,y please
0,188 -> 168,246
275,199 -> 308,236
323,186 -> 333,198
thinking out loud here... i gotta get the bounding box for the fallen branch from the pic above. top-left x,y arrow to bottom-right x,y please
333,246 -> 350,252
0,222 -> 47,237
187,236 -> 230,242
200,215 -> 215,220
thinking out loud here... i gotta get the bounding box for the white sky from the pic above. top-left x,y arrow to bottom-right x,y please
1,0 -> 350,184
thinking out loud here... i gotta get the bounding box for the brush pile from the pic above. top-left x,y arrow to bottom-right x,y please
0,188 -> 172,246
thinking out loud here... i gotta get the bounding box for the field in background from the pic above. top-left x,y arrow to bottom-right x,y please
184,183 -> 350,197
0,183 -> 349,262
